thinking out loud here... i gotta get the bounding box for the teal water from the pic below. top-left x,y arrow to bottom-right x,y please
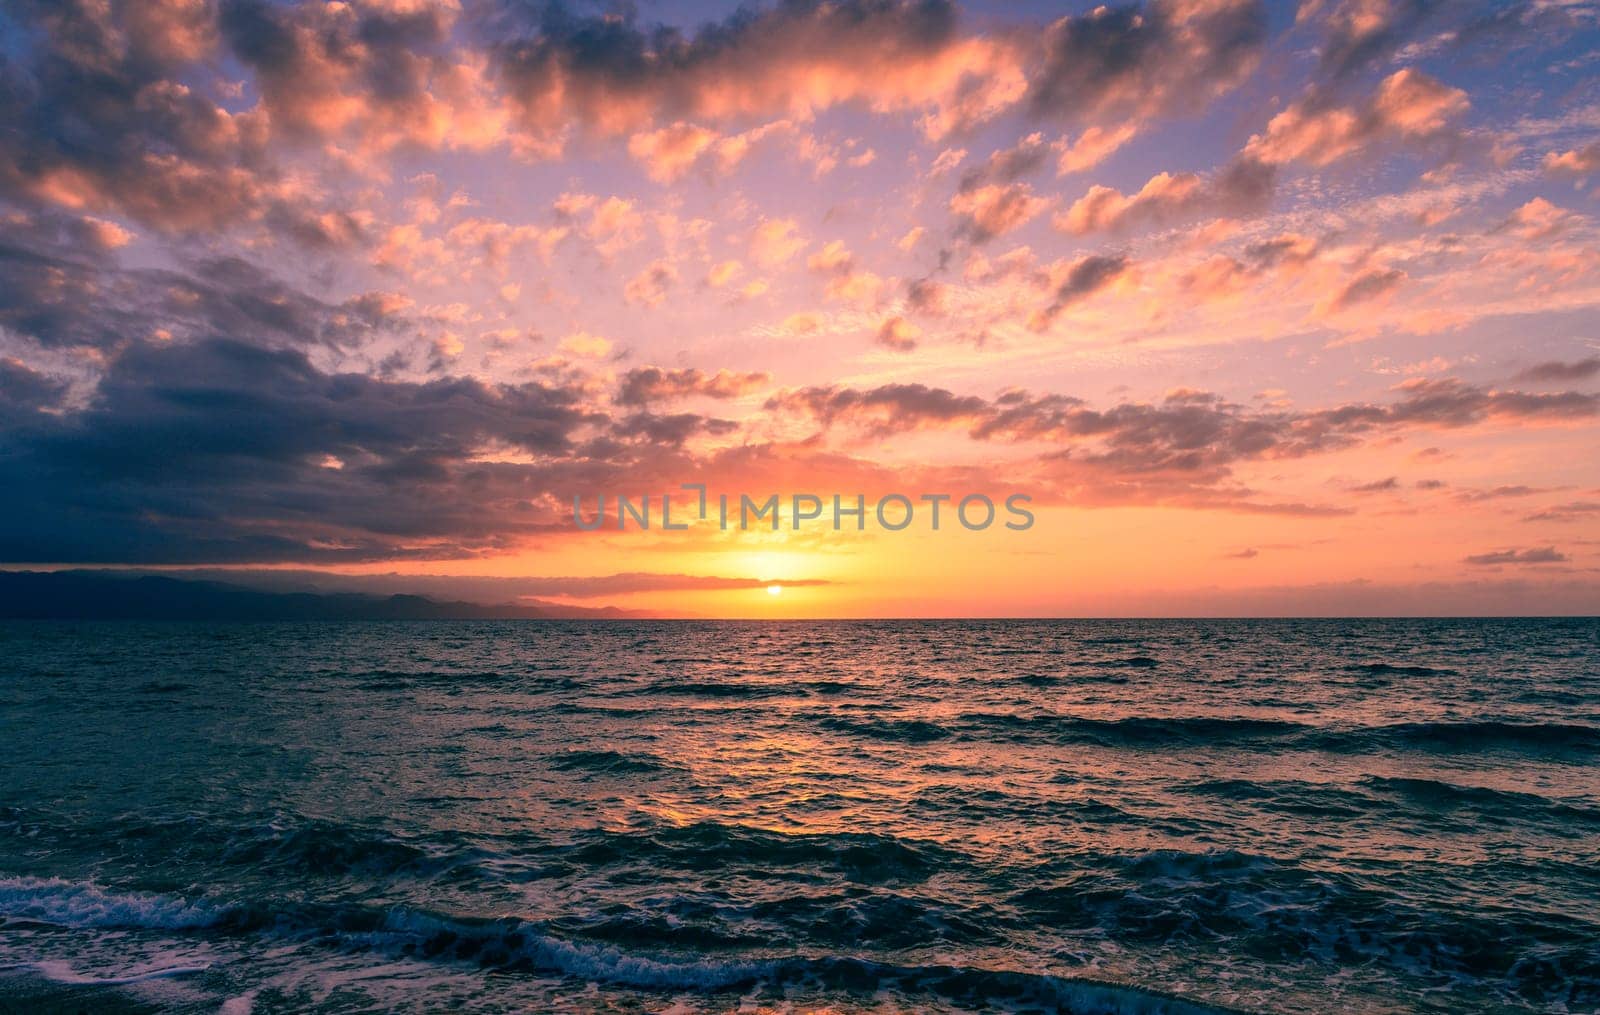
0,619 -> 1596,1013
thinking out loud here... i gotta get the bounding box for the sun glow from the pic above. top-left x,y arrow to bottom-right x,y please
767,584 -> 783,596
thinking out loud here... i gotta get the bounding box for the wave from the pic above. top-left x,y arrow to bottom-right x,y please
625,679 -> 792,699
1360,776 -> 1600,824
1344,662 -> 1461,678
548,749 -> 677,774
8,856 -> 1597,1012
215,818 -> 475,880
0,876 -> 221,930
0,877 -> 1238,1013
1007,848 -> 1600,999
816,715 -> 953,742
1179,775 -> 1600,826
1304,720 -> 1600,758
809,710 -> 1600,759
1080,656 -> 1161,668
563,821 -> 953,885
361,910 -> 1242,1013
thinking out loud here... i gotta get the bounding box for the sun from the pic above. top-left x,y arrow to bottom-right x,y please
767,584 -> 783,596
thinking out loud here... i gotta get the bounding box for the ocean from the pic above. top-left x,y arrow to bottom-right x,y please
0,619 -> 1596,1013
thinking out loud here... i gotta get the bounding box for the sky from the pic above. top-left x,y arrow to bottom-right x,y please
0,0 -> 1597,617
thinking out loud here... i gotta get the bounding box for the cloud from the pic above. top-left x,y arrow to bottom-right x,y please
905,278 -> 950,317
766,383 -> 992,437
0,336 -> 601,563
1501,198 -> 1577,241
1337,377 -> 1599,431
220,0 -> 507,151
705,260 -> 743,288
1323,266 -> 1406,314
1455,485 -> 1546,503
1463,547 -> 1568,566
441,216 -> 570,270
1513,358 -> 1600,384
1302,0 -> 1565,83
1056,123 -> 1138,174
876,316 -> 920,352
557,331 -> 613,358
623,259 -> 676,307
807,241 -> 854,275
625,120 -> 792,182
626,121 -> 722,182
1351,476 -> 1399,493
1304,0 -> 1444,80
1245,68 -> 1469,168
1032,253 -> 1132,328
0,0 -> 283,231
485,0 -> 1027,143
766,374 -> 1599,500
0,210 -> 412,351
0,357 -> 69,417
1056,157 -> 1274,235
615,367 -> 769,407
806,241 -> 883,307
1027,0 -> 1268,122
1543,142 -> 1600,176
751,218 -> 806,266
950,183 -> 1049,242
610,410 -> 739,447
1523,501 -> 1600,523
957,132 -> 1051,192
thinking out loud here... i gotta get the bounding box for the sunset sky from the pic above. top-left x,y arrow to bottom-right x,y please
1,0 -> 1598,616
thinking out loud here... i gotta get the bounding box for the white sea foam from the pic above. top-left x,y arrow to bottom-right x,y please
0,876 -> 219,930
4,958 -> 210,985
363,909 -> 1234,1013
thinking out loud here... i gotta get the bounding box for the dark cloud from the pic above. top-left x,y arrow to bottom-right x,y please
957,132 -> 1050,193
1463,546 -> 1568,566
137,568 -> 834,601
1244,232 -> 1319,270
1352,476 -> 1399,493
0,336 -> 601,563
616,366 -> 770,406
1311,0 -> 1442,81
1456,485 -> 1545,503
1027,0 -> 1268,121
0,207 -> 411,351
609,411 -> 739,446
765,382 -> 991,437
1513,357 -> 1600,385
1307,0 -> 1566,85
765,374 -> 1599,505
1032,253 -> 1130,328
219,0 -> 462,143
1327,266 -> 1405,312
1369,377 -> 1598,429
0,0 -> 466,235
0,356 -> 68,417
905,278 -> 949,317
0,0 -> 279,231
1523,501 -> 1600,524
484,0 -> 969,136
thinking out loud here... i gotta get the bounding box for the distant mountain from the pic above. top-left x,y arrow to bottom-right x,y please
0,571 -> 647,620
